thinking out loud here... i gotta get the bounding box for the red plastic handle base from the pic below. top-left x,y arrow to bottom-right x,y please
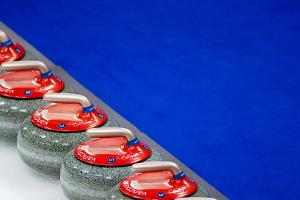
0,70 -> 64,99
0,42 -> 25,64
120,171 -> 198,199
31,103 -> 108,132
74,137 -> 152,166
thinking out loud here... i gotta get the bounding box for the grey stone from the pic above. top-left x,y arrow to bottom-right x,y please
21,49 -> 36,61
60,149 -> 163,200
17,117 -> 119,176
0,49 -> 64,141
0,86 -> 74,141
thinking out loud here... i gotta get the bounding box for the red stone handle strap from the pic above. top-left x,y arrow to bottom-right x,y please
1,61 -> 50,74
132,161 -> 185,178
86,127 -> 139,146
43,93 -> 94,113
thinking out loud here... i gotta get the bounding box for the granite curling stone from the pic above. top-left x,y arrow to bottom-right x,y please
60,127 -> 163,200
0,61 -> 73,141
0,30 -> 35,65
108,161 -> 211,200
17,93 -> 119,175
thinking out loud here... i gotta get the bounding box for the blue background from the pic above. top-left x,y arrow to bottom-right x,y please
1,0 -> 300,199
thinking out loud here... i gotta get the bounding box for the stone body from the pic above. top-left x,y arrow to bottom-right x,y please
17,118 -> 119,175
0,86 -> 74,141
20,49 -> 36,61
60,150 -> 163,200
0,49 -> 61,142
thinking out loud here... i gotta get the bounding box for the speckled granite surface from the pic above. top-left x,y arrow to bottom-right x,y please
0,49 -> 67,141
108,183 -> 210,200
17,117 -> 119,175
0,86 -> 74,141
60,149 -> 162,200
21,49 -> 36,61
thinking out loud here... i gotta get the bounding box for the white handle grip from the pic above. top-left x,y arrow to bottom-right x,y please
176,198 -> 217,200
43,93 -> 92,108
1,61 -> 50,74
0,30 -> 10,43
132,161 -> 182,176
86,127 -> 136,141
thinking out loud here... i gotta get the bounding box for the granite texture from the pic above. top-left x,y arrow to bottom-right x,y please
0,86 -> 74,141
0,49 -> 65,141
17,117 -> 119,175
60,149 -> 163,200
108,183 -> 210,200
21,48 -> 36,61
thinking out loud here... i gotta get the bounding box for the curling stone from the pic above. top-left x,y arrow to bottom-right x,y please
60,127 -> 163,200
108,161 -> 210,199
0,30 -> 35,65
17,93 -> 119,175
0,61 -> 73,141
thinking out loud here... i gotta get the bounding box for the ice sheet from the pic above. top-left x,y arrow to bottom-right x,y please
0,140 -> 66,200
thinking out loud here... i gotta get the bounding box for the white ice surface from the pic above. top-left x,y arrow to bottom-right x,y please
0,140 -> 67,200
